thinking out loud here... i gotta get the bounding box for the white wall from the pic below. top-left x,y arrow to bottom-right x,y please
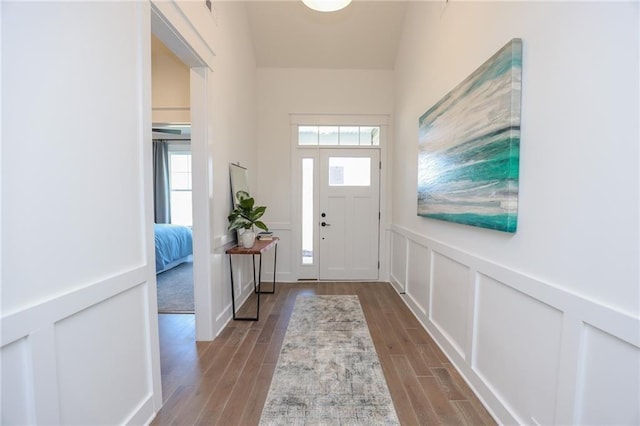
201,2 -> 260,335
1,2 -> 158,424
390,2 -> 639,425
255,68 -> 394,280
1,0 -> 259,423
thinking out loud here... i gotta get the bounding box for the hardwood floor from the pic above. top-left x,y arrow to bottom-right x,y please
152,282 -> 496,425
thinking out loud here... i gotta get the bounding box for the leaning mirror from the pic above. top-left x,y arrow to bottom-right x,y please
229,163 -> 250,244
229,163 -> 249,207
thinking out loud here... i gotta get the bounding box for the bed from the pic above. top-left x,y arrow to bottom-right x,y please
154,223 -> 193,274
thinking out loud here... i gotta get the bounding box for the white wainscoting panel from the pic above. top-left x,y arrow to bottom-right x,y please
231,254 -> 255,296
406,240 -> 429,315
574,324 -> 640,425
54,285 -> 151,425
211,249 -> 229,329
209,240 -> 234,338
430,251 -> 470,359
1,337 -> 33,425
0,267 -> 156,425
259,225 -> 292,283
474,274 -> 563,425
389,224 -> 640,425
390,231 -> 407,292
259,241 -> 287,283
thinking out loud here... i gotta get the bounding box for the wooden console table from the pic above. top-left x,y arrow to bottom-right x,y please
226,237 -> 278,321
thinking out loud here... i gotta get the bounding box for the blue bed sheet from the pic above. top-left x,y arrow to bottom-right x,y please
154,224 -> 193,273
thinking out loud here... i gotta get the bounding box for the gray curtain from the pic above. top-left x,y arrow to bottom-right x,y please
153,140 -> 171,223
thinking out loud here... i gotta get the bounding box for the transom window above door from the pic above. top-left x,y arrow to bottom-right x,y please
298,126 -> 380,146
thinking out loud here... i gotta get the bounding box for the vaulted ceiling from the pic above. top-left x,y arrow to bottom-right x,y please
245,1 -> 408,69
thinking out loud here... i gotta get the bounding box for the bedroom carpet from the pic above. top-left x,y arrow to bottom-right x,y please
156,261 -> 194,314
260,295 -> 400,425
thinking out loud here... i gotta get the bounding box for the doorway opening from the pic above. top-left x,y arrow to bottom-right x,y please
150,2 -> 215,341
293,120 -> 387,281
151,37 -> 194,315
149,2 -> 217,407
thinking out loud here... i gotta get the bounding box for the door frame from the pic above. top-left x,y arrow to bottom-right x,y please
150,2 -> 215,342
146,1 -> 217,409
290,114 -> 391,282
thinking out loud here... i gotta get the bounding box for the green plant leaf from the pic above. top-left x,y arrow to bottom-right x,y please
249,206 -> 266,221
239,197 -> 254,211
254,221 -> 269,232
228,191 -> 268,233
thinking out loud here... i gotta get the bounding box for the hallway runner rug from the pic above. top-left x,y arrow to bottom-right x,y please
259,295 -> 399,425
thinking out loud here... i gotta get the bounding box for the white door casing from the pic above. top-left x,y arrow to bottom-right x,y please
290,114 -> 389,282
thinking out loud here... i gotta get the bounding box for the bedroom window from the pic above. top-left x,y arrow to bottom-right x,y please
169,150 -> 192,226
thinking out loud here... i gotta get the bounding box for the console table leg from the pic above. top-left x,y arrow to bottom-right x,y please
228,254 -> 259,321
257,253 -> 262,319
225,238 -> 278,321
229,254 -> 237,320
272,244 -> 278,292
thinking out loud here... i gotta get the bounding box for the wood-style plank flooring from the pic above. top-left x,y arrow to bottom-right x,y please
152,282 -> 496,425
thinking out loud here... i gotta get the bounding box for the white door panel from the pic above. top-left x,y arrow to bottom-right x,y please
319,149 -> 380,280
352,195 -> 377,270
324,196 -> 347,273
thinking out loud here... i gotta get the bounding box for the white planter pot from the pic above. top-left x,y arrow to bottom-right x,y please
241,230 -> 256,248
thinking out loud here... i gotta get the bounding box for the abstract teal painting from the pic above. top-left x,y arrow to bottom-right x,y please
418,38 -> 522,233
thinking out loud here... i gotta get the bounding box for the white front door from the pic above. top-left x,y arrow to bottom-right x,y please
319,149 -> 380,280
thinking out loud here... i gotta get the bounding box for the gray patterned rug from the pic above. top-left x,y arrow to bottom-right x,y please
260,295 -> 399,425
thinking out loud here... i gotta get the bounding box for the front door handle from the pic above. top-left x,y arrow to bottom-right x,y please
321,221 -> 331,227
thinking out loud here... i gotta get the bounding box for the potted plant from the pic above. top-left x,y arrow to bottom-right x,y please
228,190 -> 269,248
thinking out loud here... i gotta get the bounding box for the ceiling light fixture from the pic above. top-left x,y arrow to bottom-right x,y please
302,0 -> 352,12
